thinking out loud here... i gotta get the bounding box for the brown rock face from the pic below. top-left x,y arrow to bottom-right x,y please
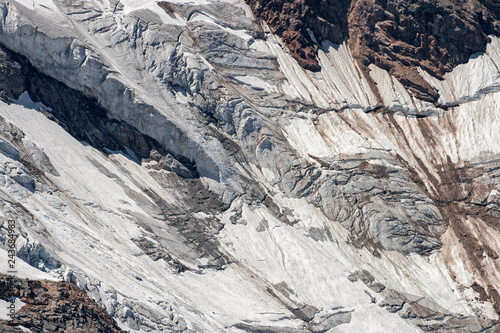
245,0 -> 500,102
0,274 -> 124,333
245,0 -> 350,71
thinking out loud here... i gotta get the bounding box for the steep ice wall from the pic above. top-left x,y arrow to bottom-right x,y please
0,0 -> 244,202
0,0 -> 499,332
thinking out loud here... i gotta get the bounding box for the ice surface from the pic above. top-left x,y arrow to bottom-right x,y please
0,248 -> 59,282
12,91 -> 52,111
12,0 -> 57,12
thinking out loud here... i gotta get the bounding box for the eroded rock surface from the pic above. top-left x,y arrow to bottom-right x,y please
245,0 -> 500,101
0,274 -> 124,333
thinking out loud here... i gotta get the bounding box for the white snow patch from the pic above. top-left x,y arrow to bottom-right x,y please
419,36 -> 500,106
12,0 -> 57,12
191,12 -> 254,40
265,33 -> 378,110
161,0 -> 211,4
369,64 -> 436,115
0,248 -> 59,281
0,298 -> 25,321
12,91 -> 52,111
282,113 -> 336,158
232,75 -> 278,92
261,167 -> 276,182
119,0 -> 186,26
0,99 -> 299,331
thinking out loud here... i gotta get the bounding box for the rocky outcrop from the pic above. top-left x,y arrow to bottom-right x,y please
349,0 -> 500,102
245,0 -> 500,101
0,274 -> 124,333
242,0 -> 350,71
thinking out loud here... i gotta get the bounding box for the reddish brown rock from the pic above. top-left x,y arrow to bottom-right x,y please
0,274 -> 125,333
245,0 -> 500,102
245,0 -> 350,71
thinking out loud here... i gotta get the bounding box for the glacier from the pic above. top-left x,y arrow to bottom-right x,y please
0,0 -> 499,332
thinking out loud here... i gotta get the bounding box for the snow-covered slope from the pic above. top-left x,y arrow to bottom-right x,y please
0,0 -> 499,332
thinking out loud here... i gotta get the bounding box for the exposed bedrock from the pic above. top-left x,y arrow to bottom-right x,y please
0,274 -> 125,333
245,0 -> 500,101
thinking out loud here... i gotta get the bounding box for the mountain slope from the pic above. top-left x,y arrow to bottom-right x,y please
0,0 -> 499,332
